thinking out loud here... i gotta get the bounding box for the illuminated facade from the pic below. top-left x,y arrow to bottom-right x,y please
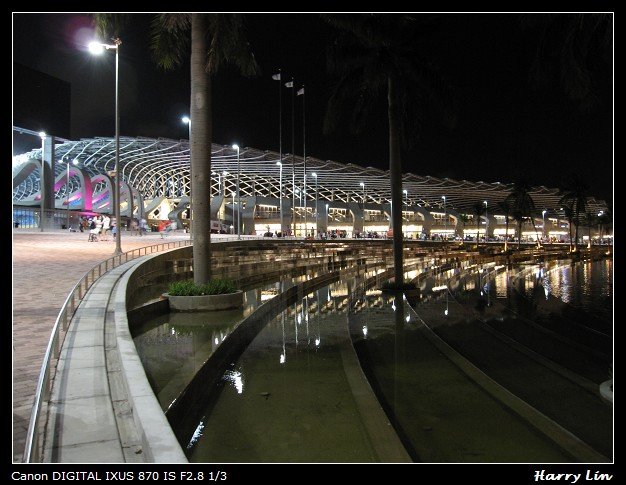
12,135 -> 610,239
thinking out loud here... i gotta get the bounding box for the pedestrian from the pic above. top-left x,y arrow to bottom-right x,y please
102,215 -> 111,237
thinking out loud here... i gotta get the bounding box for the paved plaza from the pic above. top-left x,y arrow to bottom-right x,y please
11,228 -> 190,462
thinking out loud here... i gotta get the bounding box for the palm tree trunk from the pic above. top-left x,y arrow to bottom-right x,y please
191,14 -> 212,284
388,75 -> 404,287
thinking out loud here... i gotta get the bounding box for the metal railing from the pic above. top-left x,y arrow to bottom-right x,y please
22,239 -> 194,463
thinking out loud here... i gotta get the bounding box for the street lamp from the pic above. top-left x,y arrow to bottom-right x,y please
89,38 -> 122,255
182,116 -> 192,239
232,190 -> 236,234
484,200 -> 488,243
325,203 -> 329,231
39,131 -> 46,232
441,195 -> 446,240
312,172 -> 318,237
542,209 -> 547,242
232,144 -> 241,239
66,158 -> 79,230
276,161 -> 283,235
360,182 -> 365,231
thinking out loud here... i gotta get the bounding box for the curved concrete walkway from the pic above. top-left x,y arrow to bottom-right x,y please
12,229 -> 190,462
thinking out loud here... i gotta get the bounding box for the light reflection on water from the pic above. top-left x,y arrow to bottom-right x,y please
136,257 -> 612,462
186,281 -> 381,463
132,281 -> 284,411
518,259 -> 612,321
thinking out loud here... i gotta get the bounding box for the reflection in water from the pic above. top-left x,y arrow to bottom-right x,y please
349,288 -> 575,462
137,256 -> 611,463
186,279 -> 380,463
132,282 -> 281,411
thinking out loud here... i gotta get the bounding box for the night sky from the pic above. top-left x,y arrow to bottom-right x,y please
12,13 -> 613,203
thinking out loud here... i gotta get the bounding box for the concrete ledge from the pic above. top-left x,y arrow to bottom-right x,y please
115,250 -> 188,463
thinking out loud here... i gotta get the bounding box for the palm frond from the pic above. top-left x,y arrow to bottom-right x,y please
150,14 -> 191,70
206,14 -> 259,77
92,13 -> 130,40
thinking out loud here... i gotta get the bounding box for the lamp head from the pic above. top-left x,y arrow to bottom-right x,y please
88,41 -> 105,55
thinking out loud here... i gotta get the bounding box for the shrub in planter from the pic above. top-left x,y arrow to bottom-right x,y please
165,279 -> 242,312
167,278 -> 237,296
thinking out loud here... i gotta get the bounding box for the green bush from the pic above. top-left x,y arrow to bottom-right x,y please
167,278 -> 238,296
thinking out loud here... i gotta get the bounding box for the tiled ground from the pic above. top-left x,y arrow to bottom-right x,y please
12,229 -> 190,462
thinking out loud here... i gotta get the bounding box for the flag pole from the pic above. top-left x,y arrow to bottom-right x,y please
273,69 -> 282,235
301,85 -> 306,237
288,77 -> 296,237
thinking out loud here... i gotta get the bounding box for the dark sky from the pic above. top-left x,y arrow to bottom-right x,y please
12,13 -> 613,203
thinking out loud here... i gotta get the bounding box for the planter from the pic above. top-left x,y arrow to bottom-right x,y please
164,290 -> 244,312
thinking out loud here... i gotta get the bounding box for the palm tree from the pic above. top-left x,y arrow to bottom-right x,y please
505,178 -> 537,248
559,174 -> 590,252
497,199 -> 512,251
150,14 -> 258,284
561,203 -> 575,252
95,14 -> 257,284
471,201 -> 486,248
521,13 -> 612,112
323,14 -> 455,287
584,211 -> 599,248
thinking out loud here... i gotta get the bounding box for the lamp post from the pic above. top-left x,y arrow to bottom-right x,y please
542,209 -> 547,243
360,182 -> 365,233
441,195 -> 446,240
597,210 -> 603,244
39,131 -> 46,232
66,158 -> 79,230
484,200 -> 488,243
312,172 -> 318,237
277,161 -> 283,236
232,190 -> 236,234
232,144 -> 241,239
182,116 -> 192,239
89,38 -> 122,255
402,189 -> 407,236
325,203 -> 329,231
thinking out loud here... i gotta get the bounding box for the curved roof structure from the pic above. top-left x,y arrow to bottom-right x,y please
12,135 -> 609,217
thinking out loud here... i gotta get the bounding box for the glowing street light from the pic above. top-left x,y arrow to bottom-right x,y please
484,200 -> 488,242
325,203 -> 329,230
232,144 -> 241,239
441,195 -> 446,240
277,161 -> 283,235
312,172 -> 318,237
39,131 -> 46,232
360,182 -> 365,231
542,209 -> 547,242
89,38 -> 122,255
66,158 -> 79,230
182,116 -> 192,239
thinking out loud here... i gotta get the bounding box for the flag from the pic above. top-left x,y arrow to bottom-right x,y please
272,73 -> 281,80
285,81 -> 293,88
297,87 -> 305,96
